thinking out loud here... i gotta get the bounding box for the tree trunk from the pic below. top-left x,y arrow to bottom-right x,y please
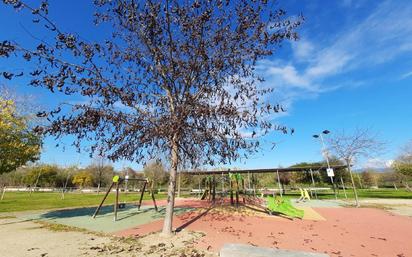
347,160 -> 360,207
177,171 -> 181,198
357,173 -> 363,189
30,171 -> 42,196
402,180 -> 412,192
162,136 -> 179,235
1,186 -> 6,201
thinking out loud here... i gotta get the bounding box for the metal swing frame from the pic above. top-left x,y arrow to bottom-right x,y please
92,176 -> 158,221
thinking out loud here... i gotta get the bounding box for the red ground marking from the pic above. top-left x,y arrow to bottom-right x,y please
117,199 -> 412,257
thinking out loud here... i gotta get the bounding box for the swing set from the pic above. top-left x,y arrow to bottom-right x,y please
92,175 -> 158,221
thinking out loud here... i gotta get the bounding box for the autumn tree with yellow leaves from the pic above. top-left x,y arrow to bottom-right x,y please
0,98 -> 42,174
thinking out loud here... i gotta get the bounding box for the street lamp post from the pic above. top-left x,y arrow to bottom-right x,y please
313,130 -> 337,200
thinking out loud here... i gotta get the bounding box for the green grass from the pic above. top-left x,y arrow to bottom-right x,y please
1,188 -> 410,213
266,196 -> 304,219
0,191 -> 166,213
284,188 -> 412,200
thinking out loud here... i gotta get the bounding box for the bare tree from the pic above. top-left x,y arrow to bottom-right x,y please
327,128 -> 384,207
92,154 -> 106,194
1,0 -> 301,234
143,161 -> 168,189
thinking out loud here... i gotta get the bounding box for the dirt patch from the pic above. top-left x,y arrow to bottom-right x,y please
81,231 -> 216,257
355,198 -> 412,217
0,217 -> 216,257
0,215 -> 16,219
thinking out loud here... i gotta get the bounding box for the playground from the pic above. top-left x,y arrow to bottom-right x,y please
2,197 -> 412,256
1,166 -> 412,256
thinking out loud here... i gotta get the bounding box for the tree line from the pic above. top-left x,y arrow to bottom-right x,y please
0,161 -> 170,190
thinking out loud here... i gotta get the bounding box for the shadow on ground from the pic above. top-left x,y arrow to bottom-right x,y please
23,205 -> 192,233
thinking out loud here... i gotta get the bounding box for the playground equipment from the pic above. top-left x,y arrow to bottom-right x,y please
181,165 -> 348,217
92,175 -> 158,221
200,176 -> 214,201
296,188 -> 311,202
229,172 -> 248,206
199,172 -> 249,206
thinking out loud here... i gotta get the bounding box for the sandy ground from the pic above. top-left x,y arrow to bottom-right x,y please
356,198 -> 412,216
0,216 -> 216,257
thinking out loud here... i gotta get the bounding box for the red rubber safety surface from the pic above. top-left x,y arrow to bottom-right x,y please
116,199 -> 412,257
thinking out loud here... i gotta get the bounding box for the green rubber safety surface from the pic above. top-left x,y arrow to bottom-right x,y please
24,204 -> 193,233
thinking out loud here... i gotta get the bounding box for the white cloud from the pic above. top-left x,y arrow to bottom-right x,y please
258,0 -> 412,107
363,158 -> 394,169
267,65 -> 309,88
401,70 -> 412,79
306,50 -> 353,78
291,39 -> 314,60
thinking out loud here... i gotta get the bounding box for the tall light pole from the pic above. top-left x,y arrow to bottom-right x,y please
313,130 -> 337,200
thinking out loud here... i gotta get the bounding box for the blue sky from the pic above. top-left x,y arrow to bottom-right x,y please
1,0 -> 411,171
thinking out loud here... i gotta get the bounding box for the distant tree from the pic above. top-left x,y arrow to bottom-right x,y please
72,171 -> 93,189
55,166 -> 76,188
0,98 -> 42,174
278,172 -> 291,194
378,171 -> 401,188
1,0 -> 301,234
392,140 -> 412,191
86,155 -> 114,192
289,158 -> 348,185
120,167 -> 145,180
0,165 -> 28,187
143,161 -> 168,188
92,154 -> 106,193
289,162 -> 323,184
24,164 -> 58,187
327,128 -> 384,207
360,170 -> 377,188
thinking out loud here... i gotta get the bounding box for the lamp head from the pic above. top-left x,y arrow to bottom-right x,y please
322,130 -> 330,135
313,135 -> 319,138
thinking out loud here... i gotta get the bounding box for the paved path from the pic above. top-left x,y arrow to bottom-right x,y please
220,243 -> 329,257
358,198 -> 412,205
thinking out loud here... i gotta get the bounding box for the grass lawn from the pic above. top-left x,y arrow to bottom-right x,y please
1,188 -> 410,213
284,188 -> 412,200
0,191 -> 167,213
